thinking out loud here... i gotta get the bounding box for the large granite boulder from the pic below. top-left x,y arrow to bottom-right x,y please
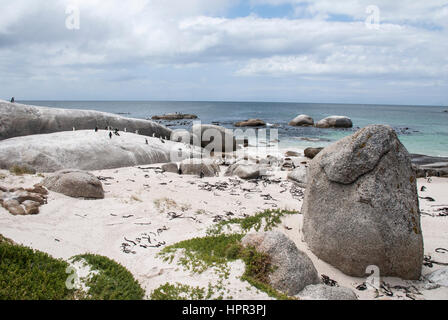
302,125 -> 423,279
0,100 -> 172,141
42,170 -> 104,199
242,231 -> 320,295
315,116 -> 353,128
289,115 -> 314,127
179,158 -> 220,177
234,119 -> 266,127
0,131 -> 201,172
192,124 -> 237,152
297,284 -> 358,300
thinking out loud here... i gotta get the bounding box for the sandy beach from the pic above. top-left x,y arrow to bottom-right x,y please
1,159 -> 447,300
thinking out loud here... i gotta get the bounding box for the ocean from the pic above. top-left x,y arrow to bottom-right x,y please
21,100 -> 448,157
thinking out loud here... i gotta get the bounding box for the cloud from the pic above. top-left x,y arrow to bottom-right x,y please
0,0 -> 446,103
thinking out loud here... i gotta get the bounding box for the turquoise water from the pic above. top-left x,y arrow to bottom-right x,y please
22,101 -> 448,157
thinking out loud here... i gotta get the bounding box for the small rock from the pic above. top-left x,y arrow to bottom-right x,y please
161,163 -> 179,174
287,166 -> 307,188
304,147 -> 323,159
235,119 -> 266,127
297,284 -> 358,300
225,163 -> 262,179
426,267 -> 448,287
179,158 -> 220,177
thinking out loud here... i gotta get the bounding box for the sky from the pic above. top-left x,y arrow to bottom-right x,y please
0,0 -> 447,105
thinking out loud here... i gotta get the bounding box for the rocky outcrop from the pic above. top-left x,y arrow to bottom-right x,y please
234,119 -> 266,127
302,125 -> 423,279
0,100 -> 172,141
225,163 -> 262,180
289,115 -> 314,127
285,151 -> 301,157
297,284 -> 358,300
0,184 -> 48,215
304,147 -> 323,159
242,231 -> 320,295
0,131 -> 201,173
151,113 -> 198,120
179,158 -> 220,177
192,124 -> 237,152
287,166 -> 307,188
315,116 -> 353,128
42,170 -> 104,199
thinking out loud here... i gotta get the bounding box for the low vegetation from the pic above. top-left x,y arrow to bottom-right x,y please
71,254 -> 145,300
153,197 -> 191,213
0,235 -> 145,300
0,235 -> 75,300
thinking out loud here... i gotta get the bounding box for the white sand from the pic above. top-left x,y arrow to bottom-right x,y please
1,165 -> 447,300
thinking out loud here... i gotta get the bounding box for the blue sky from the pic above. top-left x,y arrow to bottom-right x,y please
0,0 -> 447,105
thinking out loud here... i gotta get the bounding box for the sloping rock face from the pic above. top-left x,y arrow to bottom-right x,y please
297,284 -> 358,300
0,100 -> 172,141
289,115 -> 314,126
179,158 -> 220,177
42,170 -> 104,199
234,119 -> 266,127
0,131 -> 201,173
0,184 -> 48,215
242,231 -> 320,295
315,116 -> 353,128
302,125 -> 423,279
192,124 -> 237,152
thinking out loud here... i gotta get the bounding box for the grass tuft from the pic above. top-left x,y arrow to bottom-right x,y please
9,165 -> 36,176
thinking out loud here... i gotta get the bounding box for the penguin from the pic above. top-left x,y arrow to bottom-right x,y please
145,139 -> 148,145
10,97 -> 15,103
109,132 -> 113,139
95,126 -> 98,132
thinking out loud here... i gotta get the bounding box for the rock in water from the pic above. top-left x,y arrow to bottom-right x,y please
297,284 -> 358,300
242,231 -> 320,295
304,147 -> 323,159
0,100 -> 172,141
302,125 -> 423,279
43,170 -> 104,199
289,115 -> 314,127
179,158 -> 220,177
315,116 -> 353,128
0,131 -> 201,172
234,119 -> 266,127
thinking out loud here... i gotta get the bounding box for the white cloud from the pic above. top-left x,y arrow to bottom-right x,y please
0,0 -> 446,103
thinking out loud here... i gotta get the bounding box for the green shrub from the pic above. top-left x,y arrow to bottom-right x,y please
9,165 -> 36,176
71,254 -> 145,300
0,235 -> 75,300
